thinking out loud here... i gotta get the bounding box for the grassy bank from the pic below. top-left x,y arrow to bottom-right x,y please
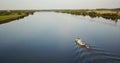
0,10 -> 35,24
55,9 -> 120,21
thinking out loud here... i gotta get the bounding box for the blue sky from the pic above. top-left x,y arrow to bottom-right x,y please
0,0 -> 120,10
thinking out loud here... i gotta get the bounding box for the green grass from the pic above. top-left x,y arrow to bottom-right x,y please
0,14 -> 22,21
0,12 -> 30,24
0,10 -> 35,24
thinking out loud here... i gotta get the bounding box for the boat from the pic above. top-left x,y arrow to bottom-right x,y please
75,38 -> 90,48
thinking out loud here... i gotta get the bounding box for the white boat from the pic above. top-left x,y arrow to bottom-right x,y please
75,38 -> 90,48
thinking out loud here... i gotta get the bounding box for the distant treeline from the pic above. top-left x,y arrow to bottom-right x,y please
96,8 -> 120,11
55,9 -> 120,21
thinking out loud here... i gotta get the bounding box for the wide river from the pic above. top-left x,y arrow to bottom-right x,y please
0,12 -> 120,63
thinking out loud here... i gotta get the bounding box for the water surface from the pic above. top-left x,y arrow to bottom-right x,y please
0,12 -> 120,63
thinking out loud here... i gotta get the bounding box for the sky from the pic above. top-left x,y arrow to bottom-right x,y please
0,0 -> 120,10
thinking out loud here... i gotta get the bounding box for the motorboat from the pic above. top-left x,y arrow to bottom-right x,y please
75,38 -> 90,48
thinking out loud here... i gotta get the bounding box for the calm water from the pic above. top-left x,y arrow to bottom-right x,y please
0,12 -> 120,63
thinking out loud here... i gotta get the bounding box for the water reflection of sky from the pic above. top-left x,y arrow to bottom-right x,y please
0,12 -> 120,63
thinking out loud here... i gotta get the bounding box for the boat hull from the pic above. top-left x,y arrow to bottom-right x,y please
75,38 -> 90,48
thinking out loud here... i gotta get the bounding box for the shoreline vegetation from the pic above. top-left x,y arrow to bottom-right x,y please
0,10 -> 35,24
55,9 -> 120,21
0,9 -> 120,24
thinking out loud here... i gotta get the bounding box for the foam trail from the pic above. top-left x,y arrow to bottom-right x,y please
73,42 -> 120,63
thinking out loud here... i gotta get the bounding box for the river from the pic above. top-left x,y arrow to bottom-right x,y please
0,12 -> 120,63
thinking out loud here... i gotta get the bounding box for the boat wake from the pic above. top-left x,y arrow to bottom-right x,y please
72,42 -> 120,63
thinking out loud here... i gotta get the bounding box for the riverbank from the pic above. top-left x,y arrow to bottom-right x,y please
0,10 -> 35,24
55,9 -> 120,21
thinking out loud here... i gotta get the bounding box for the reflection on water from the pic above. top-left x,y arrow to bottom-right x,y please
0,12 -> 120,63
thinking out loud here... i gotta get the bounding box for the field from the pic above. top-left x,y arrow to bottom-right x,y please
0,10 -> 35,24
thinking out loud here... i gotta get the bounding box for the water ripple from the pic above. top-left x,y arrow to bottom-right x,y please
73,42 -> 120,63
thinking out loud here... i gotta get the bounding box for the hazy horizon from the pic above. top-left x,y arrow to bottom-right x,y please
0,0 -> 120,10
